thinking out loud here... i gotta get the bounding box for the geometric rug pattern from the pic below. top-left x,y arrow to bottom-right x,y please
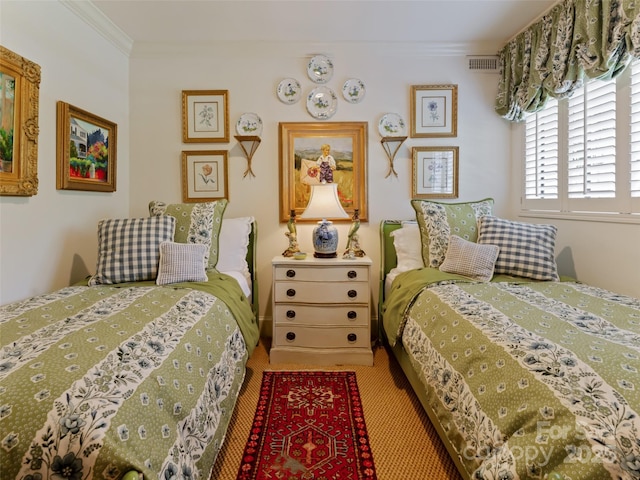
236,371 -> 377,479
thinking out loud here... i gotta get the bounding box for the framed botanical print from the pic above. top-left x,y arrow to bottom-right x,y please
410,84 -> 457,138
279,122 -> 368,222
181,150 -> 228,202
412,146 -> 458,198
0,45 -> 41,196
182,90 -> 229,143
56,101 -> 117,192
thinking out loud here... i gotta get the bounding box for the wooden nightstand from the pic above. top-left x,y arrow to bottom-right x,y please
270,255 -> 373,366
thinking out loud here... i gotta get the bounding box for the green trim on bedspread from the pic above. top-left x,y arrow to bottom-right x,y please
383,272 -> 640,479
0,275 -> 259,480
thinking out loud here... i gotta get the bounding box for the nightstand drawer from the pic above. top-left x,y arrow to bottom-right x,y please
274,265 -> 369,282
274,281 -> 368,303
274,304 -> 369,326
273,325 -> 370,349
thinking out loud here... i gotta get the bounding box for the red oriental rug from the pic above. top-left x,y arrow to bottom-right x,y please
236,371 -> 377,479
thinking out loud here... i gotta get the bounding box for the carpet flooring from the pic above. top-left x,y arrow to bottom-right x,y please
210,338 -> 461,479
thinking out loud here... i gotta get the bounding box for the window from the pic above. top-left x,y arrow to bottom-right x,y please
522,58 -> 639,218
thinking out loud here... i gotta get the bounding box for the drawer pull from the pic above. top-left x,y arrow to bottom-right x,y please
347,310 -> 357,319
348,270 -> 357,279
286,269 -> 296,278
286,288 -> 296,297
348,290 -> 357,298
286,310 -> 296,318
347,333 -> 357,342
286,332 -> 296,341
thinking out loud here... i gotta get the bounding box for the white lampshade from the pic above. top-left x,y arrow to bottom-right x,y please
299,183 -> 349,219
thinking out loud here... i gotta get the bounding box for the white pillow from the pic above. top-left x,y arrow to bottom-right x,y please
156,242 -> 208,285
216,217 -> 253,276
390,222 -> 424,272
439,235 -> 499,282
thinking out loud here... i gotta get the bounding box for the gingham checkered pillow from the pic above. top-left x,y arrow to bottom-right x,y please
477,216 -> 559,281
88,216 -> 176,285
439,235 -> 499,282
156,242 -> 208,285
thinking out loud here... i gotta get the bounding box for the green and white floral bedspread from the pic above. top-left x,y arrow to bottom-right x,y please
0,277 -> 258,480
383,270 -> 640,480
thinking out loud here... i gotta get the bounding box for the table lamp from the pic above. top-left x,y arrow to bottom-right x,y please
299,182 -> 349,258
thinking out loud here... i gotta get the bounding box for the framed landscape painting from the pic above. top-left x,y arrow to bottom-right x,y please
56,101 -> 117,192
0,45 -> 41,196
278,122 -> 368,223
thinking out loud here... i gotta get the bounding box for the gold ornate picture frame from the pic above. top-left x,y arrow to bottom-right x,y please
181,150 -> 228,202
0,45 -> 41,196
410,84 -> 458,138
56,101 -> 117,192
279,121 -> 368,223
412,146 -> 459,198
182,90 -> 229,143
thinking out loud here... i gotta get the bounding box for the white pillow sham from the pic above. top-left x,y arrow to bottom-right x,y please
390,222 -> 424,273
216,216 -> 254,278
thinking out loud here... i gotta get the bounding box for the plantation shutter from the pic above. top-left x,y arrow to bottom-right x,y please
524,99 -> 558,199
631,60 -> 640,198
567,79 -> 617,199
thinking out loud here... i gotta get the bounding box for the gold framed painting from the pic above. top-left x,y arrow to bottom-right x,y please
410,84 -> 458,138
56,101 -> 117,192
182,90 -> 229,143
181,150 -> 228,202
279,121 -> 368,223
0,45 -> 41,196
412,146 -> 459,198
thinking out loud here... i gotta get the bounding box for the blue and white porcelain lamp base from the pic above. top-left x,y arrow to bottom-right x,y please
312,219 -> 339,258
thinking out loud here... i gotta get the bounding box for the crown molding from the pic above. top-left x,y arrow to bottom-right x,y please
129,41 -> 486,59
61,0 -> 133,56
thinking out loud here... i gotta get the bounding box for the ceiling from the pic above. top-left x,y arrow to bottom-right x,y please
90,0 -> 556,52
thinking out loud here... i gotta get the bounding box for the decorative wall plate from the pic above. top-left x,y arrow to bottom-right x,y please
307,55 -> 334,84
342,78 -> 366,104
307,86 -> 337,120
277,78 -> 302,104
378,113 -> 407,136
236,113 -> 263,136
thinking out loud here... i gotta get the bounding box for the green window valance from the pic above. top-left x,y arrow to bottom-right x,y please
495,0 -> 640,122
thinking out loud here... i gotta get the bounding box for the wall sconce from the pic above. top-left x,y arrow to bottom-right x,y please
299,182 -> 349,258
234,135 -> 261,178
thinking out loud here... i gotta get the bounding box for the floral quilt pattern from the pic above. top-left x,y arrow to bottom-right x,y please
0,283 -> 250,480
397,281 -> 640,480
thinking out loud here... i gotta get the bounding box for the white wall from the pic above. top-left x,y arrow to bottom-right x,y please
127,43 -> 512,333
0,1 -> 130,304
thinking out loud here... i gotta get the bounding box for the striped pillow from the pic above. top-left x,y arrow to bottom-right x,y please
477,216 -> 559,281
439,235 -> 499,282
411,198 -> 494,268
156,242 -> 208,285
149,200 -> 227,270
89,216 -> 176,285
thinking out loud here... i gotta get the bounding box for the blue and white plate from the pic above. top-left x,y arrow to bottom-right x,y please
307,54 -> 334,84
236,113 -> 263,136
342,78 -> 366,104
277,78 -> 302,104
307,87 -> 338,120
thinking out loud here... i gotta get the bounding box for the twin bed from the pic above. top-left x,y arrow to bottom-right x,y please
1,201 -> 259,480
379,199 -> 640,480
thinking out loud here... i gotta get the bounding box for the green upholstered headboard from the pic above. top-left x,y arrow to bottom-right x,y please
378,220 -> 404,329
247,219 -> 258,316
